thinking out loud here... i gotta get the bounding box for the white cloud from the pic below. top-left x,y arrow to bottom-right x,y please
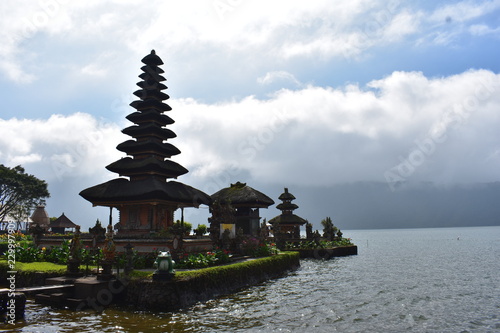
10,153 -> 42,165
167,69 -> 500,187
3,0 -> 498,85
428,0 -> 500,24
2,69 -> 499,190
469,24 -> 500,36
0,113 -> 124,182
1,69 -> 499,227
257,71 -> 301,86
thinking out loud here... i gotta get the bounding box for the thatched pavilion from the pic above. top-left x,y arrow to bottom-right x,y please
49,213 -> 79,234
210,182 -> 274,237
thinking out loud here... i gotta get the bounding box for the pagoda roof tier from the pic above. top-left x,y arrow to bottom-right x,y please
276,202 -> 299,211
80,177 -> 211,208
133,89 -> 169,101
117,139 -> 180,157
136,80 -> 167,90
130,99 -> 172,112
139,71 -> 166,83
106,157 -> 188,178
140,65 -> 164,74
279,188 -> 296,201
122,123 -> 176,139
211,182 -> 274,208
141,50 -> 164,66
126,110 -> 174,126
268,214 -> 307,226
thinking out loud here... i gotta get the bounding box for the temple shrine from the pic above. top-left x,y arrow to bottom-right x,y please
49,213 -> 79,234
210,182 -> 274,237
30,205 -> 50,232
268,188 -> 307,238
80,50 -> 211,236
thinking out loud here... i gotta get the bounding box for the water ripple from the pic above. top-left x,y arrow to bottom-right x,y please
11,227 -> 500,332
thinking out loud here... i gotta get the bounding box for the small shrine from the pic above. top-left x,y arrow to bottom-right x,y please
268,188 -> 307,239
30,205 -> 50,232
49,213 -> 79,234
210,182 -> 274,237
80,50 -> 211,236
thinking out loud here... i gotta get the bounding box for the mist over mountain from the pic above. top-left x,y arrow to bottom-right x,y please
256,181 -> 500,231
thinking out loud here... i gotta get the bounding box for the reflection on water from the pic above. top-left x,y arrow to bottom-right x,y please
4,226 -> 500,332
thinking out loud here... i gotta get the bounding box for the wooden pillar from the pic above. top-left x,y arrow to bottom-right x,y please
108,207 -> 113,228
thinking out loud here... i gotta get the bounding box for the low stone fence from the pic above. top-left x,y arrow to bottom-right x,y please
37,237 -> 213,253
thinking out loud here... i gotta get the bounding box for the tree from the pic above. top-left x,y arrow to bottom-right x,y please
9,204 -> 31,230
321,217 -> 338,241
0,164 -> 50,222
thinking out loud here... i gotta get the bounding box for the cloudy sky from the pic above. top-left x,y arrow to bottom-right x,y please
1,0 -> 500,230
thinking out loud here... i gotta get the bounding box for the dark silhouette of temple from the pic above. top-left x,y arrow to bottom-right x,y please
268,188 -> 307,238
80,50 -> 210,235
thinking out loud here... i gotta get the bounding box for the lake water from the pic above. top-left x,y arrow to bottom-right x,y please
3,226 -> 500,332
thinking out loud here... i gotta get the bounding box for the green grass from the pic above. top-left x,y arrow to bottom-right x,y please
1,252 -> 300,283
127,252 -> 300,283
0,260 -> 66,272
128,270 -> 154,279
171,252 -> 300,283
14,261 -> 67,272
0,260 -> 97,273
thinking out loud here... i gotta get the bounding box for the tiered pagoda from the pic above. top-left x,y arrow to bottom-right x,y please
80,50 -> 211,235
268,188 -> 307,238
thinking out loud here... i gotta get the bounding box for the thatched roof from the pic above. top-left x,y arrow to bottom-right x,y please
106,157 -> 188,178
49,213 -> 78,228
278,188 -> 296,201
210,182 -> 274,208
80,178 -> 211,207
268,214 -> 307,226
30,205 -> 49,227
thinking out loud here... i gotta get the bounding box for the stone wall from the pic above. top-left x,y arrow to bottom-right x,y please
290,245 -> 358,259
37,237 -> 213,253
123,252 -> 300,312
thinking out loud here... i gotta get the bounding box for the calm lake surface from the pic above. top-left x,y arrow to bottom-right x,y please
3,226 -> 500,332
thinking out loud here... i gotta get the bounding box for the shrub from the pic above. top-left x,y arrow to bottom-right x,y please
252,242 -> 278,257
194,224 -> 208,236
132,249 -> 159,269
15,242 -> 41,262
175,248 -> 231,269
284,238 -> 354,250
241,237 -> 278,257
42,239 -> 71,264
168,220 -> 193,236
240,237 -> 260,256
